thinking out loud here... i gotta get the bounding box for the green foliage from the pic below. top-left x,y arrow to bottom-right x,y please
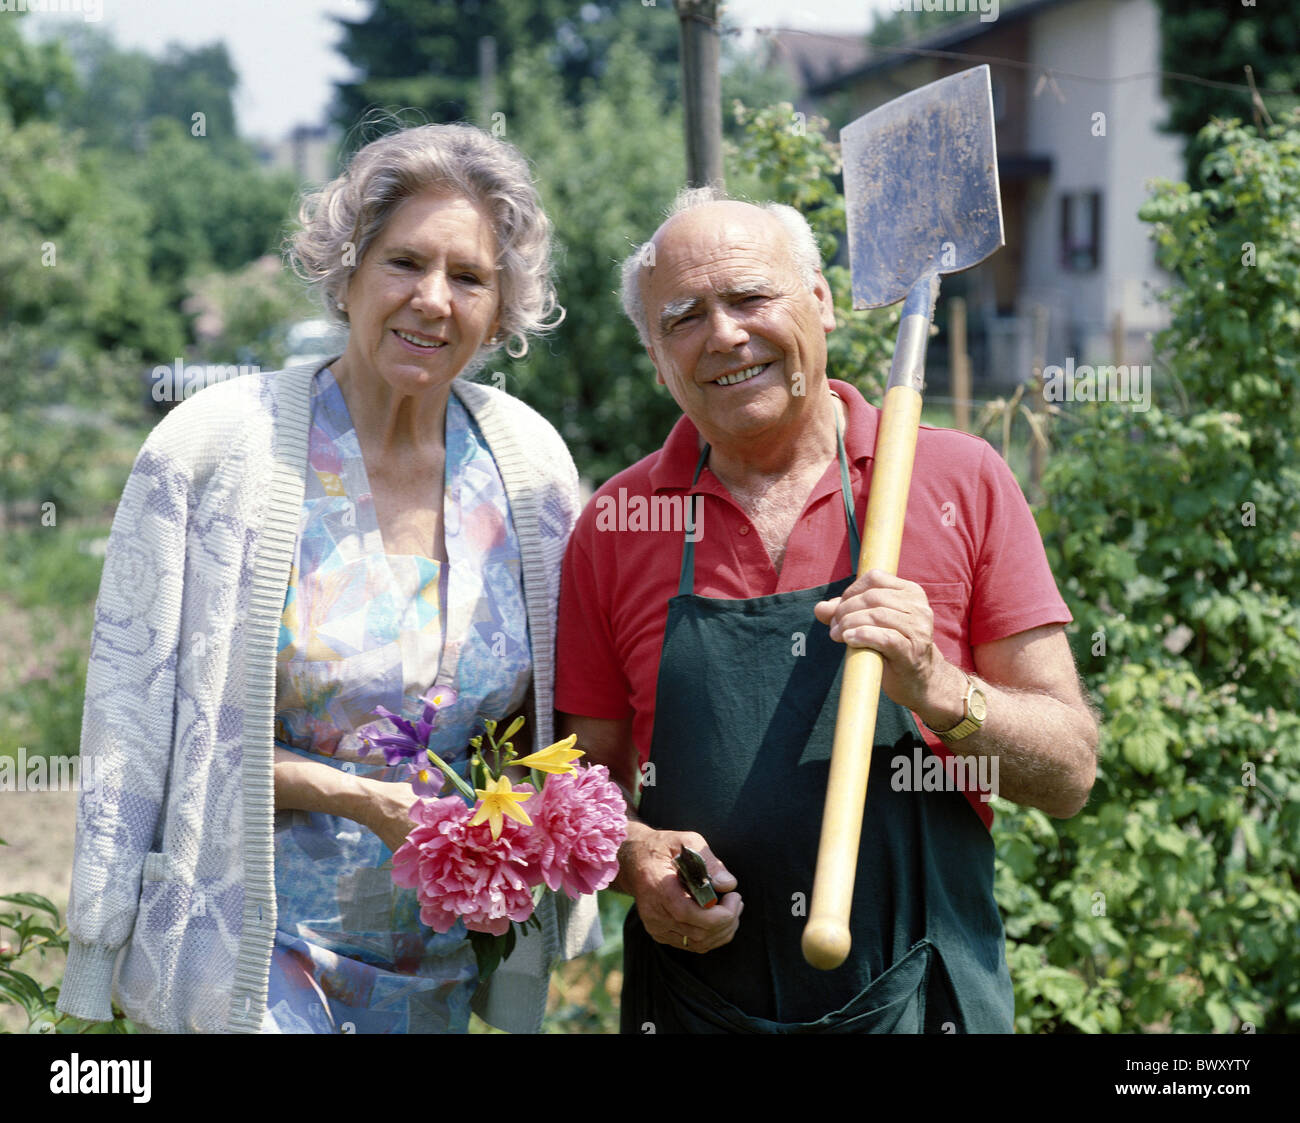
185,258 -> 320,372
999,111 -> 1300,1032
0,110 -> 183,359
1154,0 -> 1300,186
54,25 -> 243,157
0,14 -> 77,127
494,38 -> 687,483
0,22 -> 300,516
0,520 -> 117,757
332,0 -> 680,137
122,117 -> 298,294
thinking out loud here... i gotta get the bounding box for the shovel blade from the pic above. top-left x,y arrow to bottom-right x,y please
841,65 -> 1004,310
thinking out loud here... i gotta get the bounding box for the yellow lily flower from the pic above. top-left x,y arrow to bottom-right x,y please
470,775 -> 534,839
513,734 -> 585,775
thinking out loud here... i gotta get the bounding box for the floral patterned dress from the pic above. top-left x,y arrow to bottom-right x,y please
261,366 -> 532,1034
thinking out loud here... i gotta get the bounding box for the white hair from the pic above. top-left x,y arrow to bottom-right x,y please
287,120 -> 562,362
619,185 -> 823,348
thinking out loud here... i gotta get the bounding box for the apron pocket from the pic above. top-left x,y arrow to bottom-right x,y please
624,910 -> 955,1034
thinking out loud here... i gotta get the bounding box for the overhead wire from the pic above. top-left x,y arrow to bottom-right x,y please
738,21 -> 1299,107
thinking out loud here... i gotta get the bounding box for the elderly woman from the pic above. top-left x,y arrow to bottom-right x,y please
57,124 -> 596,1034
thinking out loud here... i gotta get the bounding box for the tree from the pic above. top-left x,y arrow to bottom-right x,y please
54,26 -> 242,156
124,117 -> 298,292
331,0 -> 679,135
494,39 -> 688,484
0,13 -> 77,127
0,20 -> 303,514
998,111 -> 1300,1032
1155,0 -> 1300,185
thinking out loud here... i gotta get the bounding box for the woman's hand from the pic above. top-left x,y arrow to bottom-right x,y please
361,778 -> 421,854
273,747 -> 419,853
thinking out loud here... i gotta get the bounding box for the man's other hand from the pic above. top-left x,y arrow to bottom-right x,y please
619,822 -> 742,953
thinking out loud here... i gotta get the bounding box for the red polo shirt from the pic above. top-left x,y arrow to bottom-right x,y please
555,380 -> 1072,828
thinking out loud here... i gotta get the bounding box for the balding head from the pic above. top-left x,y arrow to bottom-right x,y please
619,185 -> 837,451
620,188 -> 824,348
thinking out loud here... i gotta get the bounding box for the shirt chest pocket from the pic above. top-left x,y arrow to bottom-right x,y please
918,582 -> 970,651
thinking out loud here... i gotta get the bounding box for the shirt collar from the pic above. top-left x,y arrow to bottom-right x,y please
647,378 -> 880,494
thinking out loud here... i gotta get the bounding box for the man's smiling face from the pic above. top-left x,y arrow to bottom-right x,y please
642,201 -> 836,449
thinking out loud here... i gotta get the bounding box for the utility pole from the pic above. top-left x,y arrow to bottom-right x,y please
950,297 -> 970,433
675,0 -> 724,188
478,36 -> 497,127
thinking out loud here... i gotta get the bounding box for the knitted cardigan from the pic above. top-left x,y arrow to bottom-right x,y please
57,362 -> 599,1034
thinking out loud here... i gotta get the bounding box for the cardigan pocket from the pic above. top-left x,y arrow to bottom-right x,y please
119,867 -> 236,1033
141,850 -> 197,886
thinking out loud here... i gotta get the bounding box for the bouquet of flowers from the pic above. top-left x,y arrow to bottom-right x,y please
359,688 -> 627,976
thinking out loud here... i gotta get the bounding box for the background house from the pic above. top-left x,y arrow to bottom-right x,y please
770,0 -> 1184,393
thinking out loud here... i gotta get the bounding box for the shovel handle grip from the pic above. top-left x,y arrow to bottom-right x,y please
803,376 -> 925,971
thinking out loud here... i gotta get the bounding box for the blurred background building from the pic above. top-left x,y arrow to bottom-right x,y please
769,0 -> 1182,390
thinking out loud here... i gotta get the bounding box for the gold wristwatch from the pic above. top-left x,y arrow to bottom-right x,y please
926,672 -> 987,743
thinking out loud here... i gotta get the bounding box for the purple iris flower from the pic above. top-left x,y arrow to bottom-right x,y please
403,760 -> 447,798
358,687 -> 459,766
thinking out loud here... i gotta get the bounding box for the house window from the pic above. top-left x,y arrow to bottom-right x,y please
1060,190 -> 1101,272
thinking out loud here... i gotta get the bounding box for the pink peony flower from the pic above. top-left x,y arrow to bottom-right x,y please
523,764 -> 627,899
391,791 -> 541,936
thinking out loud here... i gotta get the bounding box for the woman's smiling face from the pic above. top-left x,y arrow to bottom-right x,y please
338,189 -> 501,395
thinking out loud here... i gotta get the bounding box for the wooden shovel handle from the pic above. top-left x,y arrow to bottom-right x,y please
802,382 -> 924,970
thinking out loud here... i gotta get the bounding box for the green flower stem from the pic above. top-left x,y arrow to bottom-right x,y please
424,748 -> 475,802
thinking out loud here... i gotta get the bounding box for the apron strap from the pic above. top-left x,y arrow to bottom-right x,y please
677,444 -> 712,598
677,403 -> 860,597
836,413 -> 862,566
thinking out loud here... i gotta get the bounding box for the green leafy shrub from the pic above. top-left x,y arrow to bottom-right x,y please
1000,110 -> 1300,1032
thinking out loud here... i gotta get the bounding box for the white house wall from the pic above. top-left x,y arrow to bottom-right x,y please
1104,0 -> 1183,347
1022,0 -> 1181,367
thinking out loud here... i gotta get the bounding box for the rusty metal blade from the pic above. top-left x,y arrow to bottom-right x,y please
841,65 -> 1005,310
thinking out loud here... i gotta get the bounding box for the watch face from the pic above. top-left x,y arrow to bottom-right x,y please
969,688 -> 988,722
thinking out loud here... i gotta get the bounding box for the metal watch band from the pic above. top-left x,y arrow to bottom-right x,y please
926,672 -> 986,743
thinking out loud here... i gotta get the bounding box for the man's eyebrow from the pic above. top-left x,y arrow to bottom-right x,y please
721,278 -> 772,296
657,281 -> 773,332
721,283 -> 771,300
658,296 -> 701,332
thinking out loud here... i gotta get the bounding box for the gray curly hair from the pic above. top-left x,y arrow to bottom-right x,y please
619,185 -> 823,348
287,122 -> 562,361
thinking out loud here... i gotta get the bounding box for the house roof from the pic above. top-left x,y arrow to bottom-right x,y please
765,29 -> 874,91
803,0 -> 1074,96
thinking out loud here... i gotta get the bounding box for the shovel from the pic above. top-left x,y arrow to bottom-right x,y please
802,65 -> 1005,970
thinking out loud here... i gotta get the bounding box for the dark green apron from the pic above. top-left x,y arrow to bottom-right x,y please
622,424 -> 1014,1034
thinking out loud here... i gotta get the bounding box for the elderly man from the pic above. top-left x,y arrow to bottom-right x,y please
555,188 -> 1098,1033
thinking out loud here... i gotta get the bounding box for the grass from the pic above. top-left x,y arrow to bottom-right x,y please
0,526 -> 110,759
0,413 -> 147,759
